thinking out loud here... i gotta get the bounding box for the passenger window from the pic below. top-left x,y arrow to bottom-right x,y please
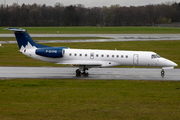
112,55 -> 114,58
69,53 -> 72,56
117,55 -> 119,58
74,53 -> 77,56
126,55 -> 128,58
121,55 -> 123,58
107,55 -> 109,57
101,54 -> 104,57
85,54 -> 87,57
96,54 -> 98,57
79,54 -> 82,56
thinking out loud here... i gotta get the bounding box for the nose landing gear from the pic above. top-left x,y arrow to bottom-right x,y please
161,69 -> 165,77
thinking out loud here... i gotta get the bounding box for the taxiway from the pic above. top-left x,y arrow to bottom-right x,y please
0,67 -> 179,81
1,34 -> 180,44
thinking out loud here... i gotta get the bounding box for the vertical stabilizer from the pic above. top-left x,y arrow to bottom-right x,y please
7,28 -> 49,51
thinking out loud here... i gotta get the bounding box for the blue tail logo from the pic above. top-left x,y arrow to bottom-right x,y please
7,28 -> 49,50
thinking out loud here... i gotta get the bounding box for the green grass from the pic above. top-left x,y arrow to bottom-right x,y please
0,79 -> 180,120
0,40 -> 179,67
1,26 -> 180,34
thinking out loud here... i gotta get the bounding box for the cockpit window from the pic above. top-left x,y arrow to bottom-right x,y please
151,54 -> 156,59
151,54 -> 161,59
155,54 -> 161,58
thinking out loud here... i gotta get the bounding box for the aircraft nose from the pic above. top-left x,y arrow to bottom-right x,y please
172,61 -> 178,67
166,59 -> 178,67
159,58 -> 178,67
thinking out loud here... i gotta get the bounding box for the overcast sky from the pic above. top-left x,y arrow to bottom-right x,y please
2,0 -> 180,7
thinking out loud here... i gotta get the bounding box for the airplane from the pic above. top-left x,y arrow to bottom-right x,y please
7,28 -> 177,77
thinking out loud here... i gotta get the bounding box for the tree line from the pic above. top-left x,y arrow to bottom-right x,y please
0,2 -> 180,26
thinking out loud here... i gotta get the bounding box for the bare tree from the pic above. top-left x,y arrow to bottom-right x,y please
0,1 -> 180,26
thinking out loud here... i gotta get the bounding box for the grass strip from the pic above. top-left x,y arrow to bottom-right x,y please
1,26 -> 180,34
0,79 -> 180,120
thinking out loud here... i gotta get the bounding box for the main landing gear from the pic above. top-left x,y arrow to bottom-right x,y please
76,66 -> 89,76
161,69 -> 165,77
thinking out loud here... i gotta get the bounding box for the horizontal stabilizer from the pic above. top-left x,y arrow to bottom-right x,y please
7,28 -> 26,32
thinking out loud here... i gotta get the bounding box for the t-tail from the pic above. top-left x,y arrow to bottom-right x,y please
7,28 -> 49,52
8,28 -> 68,58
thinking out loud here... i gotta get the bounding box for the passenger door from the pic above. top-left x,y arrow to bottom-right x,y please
133,54 -> 139,65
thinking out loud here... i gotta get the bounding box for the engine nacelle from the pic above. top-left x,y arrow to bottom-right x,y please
35,47 -> 68,58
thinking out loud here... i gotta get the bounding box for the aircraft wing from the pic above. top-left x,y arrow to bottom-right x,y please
59,60 -> 102,67
59,60 -> 120,68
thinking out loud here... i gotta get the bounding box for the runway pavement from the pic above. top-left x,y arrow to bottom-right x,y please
0,67 -> 179,81
1,34 -> 180,44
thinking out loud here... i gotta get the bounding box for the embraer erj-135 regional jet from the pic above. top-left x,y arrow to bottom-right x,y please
8,28 -> 177,76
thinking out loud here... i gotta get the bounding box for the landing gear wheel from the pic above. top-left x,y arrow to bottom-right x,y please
76,66 -> 90,77
76,69 -> 81,76
161,69 -> 165,77
83,72 -> 89,76
82,68 -> 89,76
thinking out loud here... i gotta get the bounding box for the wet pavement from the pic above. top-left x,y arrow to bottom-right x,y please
0,67 -> 179,81
1,34 -> 180,44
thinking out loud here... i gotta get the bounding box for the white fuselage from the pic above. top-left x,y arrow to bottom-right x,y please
22,48 -> 177,68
